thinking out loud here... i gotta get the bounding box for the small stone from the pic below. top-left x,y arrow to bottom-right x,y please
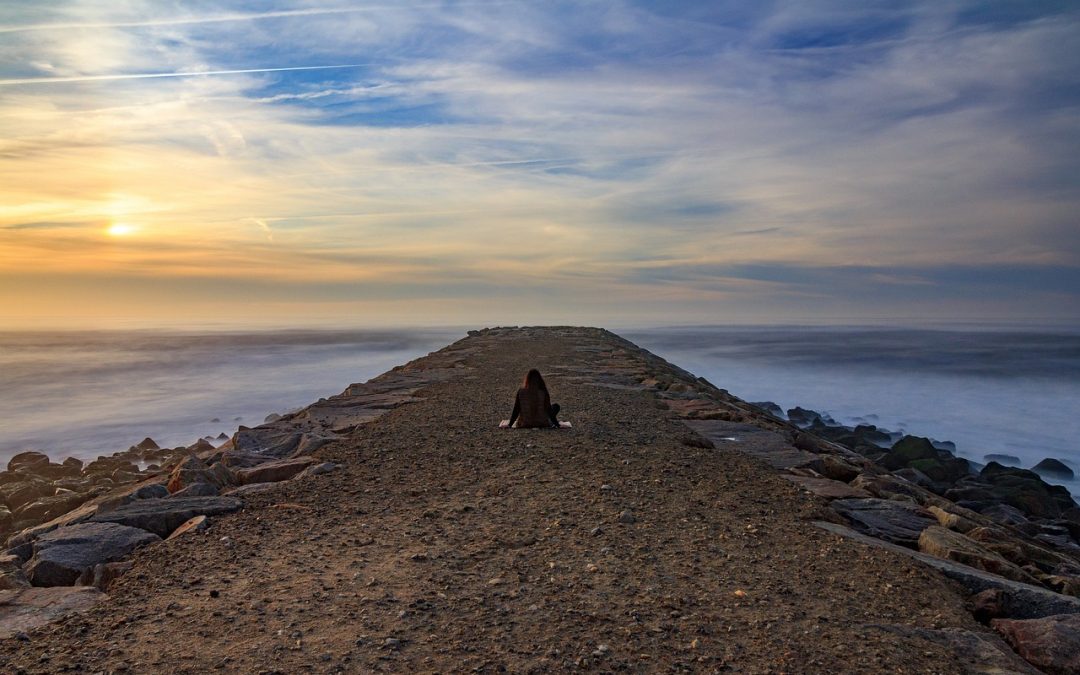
618,511 -> 636,524
209,590 -> 220,598
600,484 -> 613,492
383,637 -> 402,650
589,526 -> 603,536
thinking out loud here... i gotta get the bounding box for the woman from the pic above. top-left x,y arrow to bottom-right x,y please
507,368 -> 561,428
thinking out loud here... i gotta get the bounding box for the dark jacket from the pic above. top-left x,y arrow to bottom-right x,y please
510,387 -> 556,428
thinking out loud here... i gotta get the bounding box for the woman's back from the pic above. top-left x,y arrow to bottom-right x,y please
514,387 -> 553,428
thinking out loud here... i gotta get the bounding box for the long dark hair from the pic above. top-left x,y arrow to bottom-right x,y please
522,368 -> 547,391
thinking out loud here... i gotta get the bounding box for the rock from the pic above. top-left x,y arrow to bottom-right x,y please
90,496 -> 242,538
617,510 -> 636,524
296,462 -> 341,479
867,624 -> 1040,674
830,498 -> 937,548
0,480 -> 52,511
816,520 -> 1080,619
61,457 -> 84,473
969,588 -> 1008,624
979,503 -> 1031,528
848,474 -> 930,504
926,505 -> 980,534
0,506 -> 12,533
12,492 -> 89,524
96,482 -> 170,514
169,482 -> 220,498
1032,458 -> 1074,481
992,613 -> 1080,675
234,457 -> 317,485
166,456 -> 233,494
7,452 -> 49,473
882,436 -> 939,471
0,587 -> 103,639
0,554 -> 29,590
135,437 -> 159,451
749,401 -> 783,417
26,522 -> 160,586
980,462 -> 1077,519
985,454 -> 1021,465
223,482 -> 279,496
166,515 -> 209,540
797,455 -> 860,483
784,475 -> 872,500
786,407 -> 822,427
76,560 -> 133,591
918,526 -> 1040,584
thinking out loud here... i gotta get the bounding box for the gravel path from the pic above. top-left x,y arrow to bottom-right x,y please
0,327 -> 988,673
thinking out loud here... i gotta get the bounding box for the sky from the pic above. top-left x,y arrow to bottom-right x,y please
1,1 -> 1078,329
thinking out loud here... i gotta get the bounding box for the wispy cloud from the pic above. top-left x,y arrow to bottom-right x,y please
1,0 -> 1077,326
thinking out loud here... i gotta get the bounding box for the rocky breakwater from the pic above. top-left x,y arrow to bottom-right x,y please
0,341 -> 464,638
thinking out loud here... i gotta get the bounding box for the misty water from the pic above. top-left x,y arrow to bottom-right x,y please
0,329 -> 462,463
1,326 -> 1078,497
627,326 -> 1080,497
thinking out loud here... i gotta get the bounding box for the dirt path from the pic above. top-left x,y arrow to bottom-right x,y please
0,328 -> 988,673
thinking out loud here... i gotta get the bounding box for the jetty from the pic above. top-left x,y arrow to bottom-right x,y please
1,327 -> 1076,673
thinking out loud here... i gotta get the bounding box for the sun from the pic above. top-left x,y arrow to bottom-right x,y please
106,222 -> 138,237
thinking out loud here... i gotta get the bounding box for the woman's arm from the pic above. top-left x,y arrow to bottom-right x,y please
508,394 -> 520,428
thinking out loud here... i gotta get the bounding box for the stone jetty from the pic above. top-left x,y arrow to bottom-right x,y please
1,327 -> 1077,673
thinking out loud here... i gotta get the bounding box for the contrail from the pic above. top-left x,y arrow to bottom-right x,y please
0,3 -> 513,34
0,64 -> 372,86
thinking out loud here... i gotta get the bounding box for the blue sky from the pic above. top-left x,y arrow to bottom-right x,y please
0,1 -> 1078,327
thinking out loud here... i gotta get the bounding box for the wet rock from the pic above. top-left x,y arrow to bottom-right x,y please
90,496 -> 242,538
849,473 -> 929,504
893,467 -> 937,490
979,462 -> 1076,519
234,457 -> 317,485
748,401 -> 783,417
7,452 -> 49,473
881,436 -> 938,471
918,526 -> 1040,584
831,498 -> 937,548
992,613 -> 1080,675
0,587 -> 103,639
786,407 -> 822,427
26,522 -> 160,586
979,503 -> 1031,528
135,437 -> 159,451
61,457 -> 83,473
985,454 -> 1021,466
1032,458 -> 1074,481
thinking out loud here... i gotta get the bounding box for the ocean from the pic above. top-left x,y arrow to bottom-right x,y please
2,325 -> 1078,497
0,328 -> 463,463
626,326 -> 1080,497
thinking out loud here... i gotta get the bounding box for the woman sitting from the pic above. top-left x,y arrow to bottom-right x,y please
507,368 -> 561,428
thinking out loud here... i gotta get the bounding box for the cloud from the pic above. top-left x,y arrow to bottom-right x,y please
0,0 -> 1078,325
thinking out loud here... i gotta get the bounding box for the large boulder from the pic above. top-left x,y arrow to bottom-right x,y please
831,498 -> 937,548
26,522 -> 160,587
992,613 -> 1080,675
90,496 -> 242,538
234,457 -> 317,485
918,526 -> 1040,584
881,436 -> 939,470
7,451 -> 49,473
13,492 -> 90,524
979,462 -> 1076,519
166,456 -> 233,494
1032,458 -> 1074,481
0,554 -> 29,590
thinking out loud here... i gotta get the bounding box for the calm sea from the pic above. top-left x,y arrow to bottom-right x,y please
0,329 -> 462,463
626,326 -> 1080,497
2,326 -> 1077,497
